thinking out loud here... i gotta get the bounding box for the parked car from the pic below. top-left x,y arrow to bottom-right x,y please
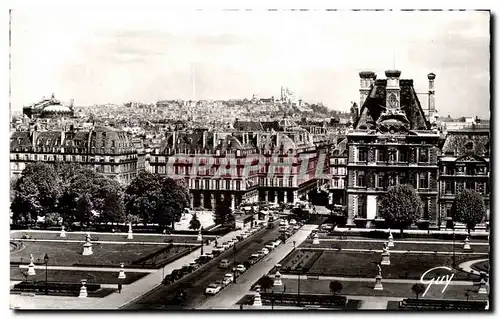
205,282 -> 222,295
236,264 -> 246,273
212,248 -> 224,256
223,273 -> 234,285
289,219 -> 297,225
222,242 -> 232,249
219,259 -> 231,269
265,242 -> 275,250
203,252 -> 214,259
249,253 -> 261,264
293,225 -> 300,230
189,262 -> 200,270
261,247 -> 270,255
274,239 -> 282,246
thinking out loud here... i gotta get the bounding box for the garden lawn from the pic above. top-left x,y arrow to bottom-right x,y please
10,241 -> 188,267
280,250 -> 487,280
10,288 -> 116,298
10,231 -> 213,243
299,241 -> 490,254
10,267 -> 147,285
279,278 -> 489,301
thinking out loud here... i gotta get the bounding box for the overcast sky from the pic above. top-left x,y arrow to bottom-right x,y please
10,10 -> 490,118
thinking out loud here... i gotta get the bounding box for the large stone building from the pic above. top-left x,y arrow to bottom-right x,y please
346,70 -> 441,228
22,94 -> 75,119
10,125 -> 138,184
148,118 -> 333,209
438,125 -> 491,228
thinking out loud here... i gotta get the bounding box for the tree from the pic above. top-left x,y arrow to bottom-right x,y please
257,275 -> 274,292
379,184 -> 423,235
189,213 -> 201,230
214,198 -> 234,226
411,283 -> 425,299
11,163 -> 60,226
44,212 -> 61,227
93,178 -> 126,225
125,171 -> 190,229
452,189 -> 486,234
329,280 -> 343,296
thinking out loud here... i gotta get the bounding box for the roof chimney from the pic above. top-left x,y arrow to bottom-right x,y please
428,73 -> 436,121
359,71 -> 376,106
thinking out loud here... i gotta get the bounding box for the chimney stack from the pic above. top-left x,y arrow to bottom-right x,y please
385,70 -> 402,110
427,73 -> 436,120
359,71 -> 376,106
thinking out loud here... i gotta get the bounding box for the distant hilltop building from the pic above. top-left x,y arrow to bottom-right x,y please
22,93 -> 75,119
281,86 -> 298,105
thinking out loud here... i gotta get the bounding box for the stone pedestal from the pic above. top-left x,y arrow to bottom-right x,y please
478,278 -> 487,294
79,280 -> 88,298
27,256 -> 36,276
127,223 -> 134,240
231,195 -> 236,210
82,242 -> 93,256
253,288 -> 262,306
381,251 -> 391,265
463,236 -> 471,250
118,263 -> 126,279
388,230 -> 394,247
374,275 -> 383,290
312,233 -> 320,245
60,226 -> 66,238
273,271 -> 283,286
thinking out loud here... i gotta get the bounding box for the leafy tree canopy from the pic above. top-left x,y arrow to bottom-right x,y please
379,184 -> 423,232
452,189 -> 486,231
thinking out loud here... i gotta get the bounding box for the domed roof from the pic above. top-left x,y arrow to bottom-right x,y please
43,104 -> 72,113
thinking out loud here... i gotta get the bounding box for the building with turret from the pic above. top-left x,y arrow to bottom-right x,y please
346,70 -> 441,228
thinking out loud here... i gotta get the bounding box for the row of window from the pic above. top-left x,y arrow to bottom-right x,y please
440,165 -> 488,176
354,172 -> 431,189
13,153 -> 137,163
357,148 -> 430,163
443,180 -> 488,195
331,167 -> 347,175
191,179 -> 242,191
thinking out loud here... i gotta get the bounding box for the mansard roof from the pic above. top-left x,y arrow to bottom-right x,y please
441,130 -> 490,157
355,79 -> 430,131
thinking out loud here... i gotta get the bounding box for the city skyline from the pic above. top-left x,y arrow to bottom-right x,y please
11,10 -> 490,118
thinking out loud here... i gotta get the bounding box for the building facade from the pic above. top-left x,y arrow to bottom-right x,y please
438,126 -> 490,227
10,125 -> 138,184
346,70 -> 441,228
148,118 -> 333,209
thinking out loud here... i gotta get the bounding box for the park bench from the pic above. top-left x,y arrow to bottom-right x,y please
398,298 -> 487,310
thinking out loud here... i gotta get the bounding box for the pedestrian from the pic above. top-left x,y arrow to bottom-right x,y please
118,282 -> 122,293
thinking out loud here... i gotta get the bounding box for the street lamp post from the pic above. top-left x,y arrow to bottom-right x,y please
297,271 -> 301,307
452,228 -> 456,268
233,243 -> 237,283
43,254 -> 49,295
200,226 -> 204,256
